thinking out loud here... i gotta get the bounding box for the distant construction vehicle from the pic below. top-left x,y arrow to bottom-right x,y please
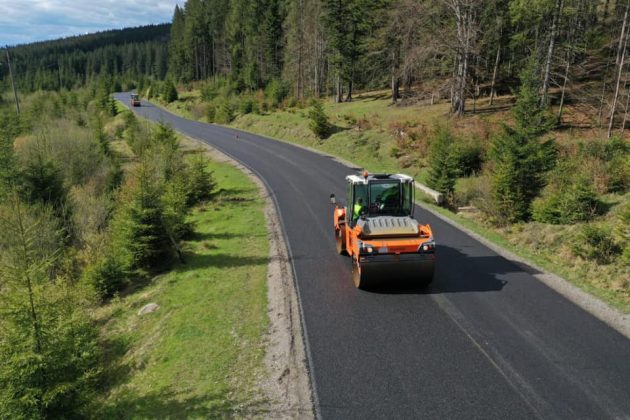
331,172 -> 435,289
130,93 -> 141,107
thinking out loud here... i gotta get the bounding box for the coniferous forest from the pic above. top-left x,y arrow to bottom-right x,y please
0,24 -> 169,91
1,1 -> 630,418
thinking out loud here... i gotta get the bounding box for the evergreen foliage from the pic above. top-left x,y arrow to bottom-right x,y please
532,175 -> 603,224
571,224 -> 622,264
426,126 -> 458,196
0,197 -> 100,419
163,79 -> 179,103
489,58 -> 557,224
1,25 -> 170,92
308,101 -> 331,139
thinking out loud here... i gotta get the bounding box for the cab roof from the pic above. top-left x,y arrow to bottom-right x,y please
346,173 -> 414,185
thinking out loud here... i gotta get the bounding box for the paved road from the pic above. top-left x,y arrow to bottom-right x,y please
115,94 -> 630,419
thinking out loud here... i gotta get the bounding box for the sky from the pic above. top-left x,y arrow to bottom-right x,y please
0,0 -> 185,47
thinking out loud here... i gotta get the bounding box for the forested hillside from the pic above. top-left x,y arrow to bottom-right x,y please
0,24 -> 170,92
167,0 -> 629,134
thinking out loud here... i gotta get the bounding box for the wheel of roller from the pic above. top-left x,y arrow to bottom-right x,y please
352,257 -> 368,289
335,227 -> 346,255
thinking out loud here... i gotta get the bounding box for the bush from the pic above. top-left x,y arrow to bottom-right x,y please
571,224 -> 622,264
239,96 -> 255,115
426,126 -> 458,196
163,80 -> 178,103
215,101 -> 234,124
161,175 -> 193,241
308,102 -> 331,139
185,154 -> 216,205
83,251 -> 128,298
206,105 -> 216,123
453,140 -> 483,177
607,154 -> 630,193
532,176 -> 603,224
265,78 -> 289,108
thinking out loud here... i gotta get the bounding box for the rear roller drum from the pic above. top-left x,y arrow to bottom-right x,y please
352,257 -> 369,289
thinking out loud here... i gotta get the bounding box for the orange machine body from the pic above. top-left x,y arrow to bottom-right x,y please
130,93 -> 141,107
332,173 -> 435,289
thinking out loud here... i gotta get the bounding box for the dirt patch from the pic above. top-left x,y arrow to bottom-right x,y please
179,137 -> 314,418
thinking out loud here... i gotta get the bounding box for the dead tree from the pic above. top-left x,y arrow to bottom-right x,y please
445,0 -> 480,117
541,0 -> 563,107
608,0 -> 630,138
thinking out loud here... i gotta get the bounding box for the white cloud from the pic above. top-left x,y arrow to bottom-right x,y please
0,0 -> 185,46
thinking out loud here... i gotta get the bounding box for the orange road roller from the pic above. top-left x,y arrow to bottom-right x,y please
130,93 -> 141,107
331,172 -> 435,289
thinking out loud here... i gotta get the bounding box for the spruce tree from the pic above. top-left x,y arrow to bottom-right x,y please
0,197 -> 99,419
163,79 -> 179,103
489,57 -> 556,224
427,126 -> 458,196
309,101 -> 331,139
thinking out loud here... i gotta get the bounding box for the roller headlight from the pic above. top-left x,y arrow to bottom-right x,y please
418,241 -> 435,253
358,241 -> 376,254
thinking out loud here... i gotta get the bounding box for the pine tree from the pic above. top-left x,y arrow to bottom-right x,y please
163,79 -> 179,103
309,101 -> 331,138
489,57 -> 557,224
0,197 -> 100,418
427,126 -> 458,196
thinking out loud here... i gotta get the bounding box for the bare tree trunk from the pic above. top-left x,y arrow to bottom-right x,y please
608,0 -> 630,138
335,73 -> 342,103
392,73 -> 400,103
449,0 -> 477,117
541,0 -> 563,106
391,49 -> 400,103
622,82 -> 630,135
558,56 -> 571,121
489,39 -> 501,106
346,78 -> 353,102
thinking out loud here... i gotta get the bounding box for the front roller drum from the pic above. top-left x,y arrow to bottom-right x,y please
352,254 -> 435,290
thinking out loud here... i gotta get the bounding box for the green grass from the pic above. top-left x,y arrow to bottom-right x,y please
93,158 -> 270,418
418,196 -> 629,313
160,90 -> 628,313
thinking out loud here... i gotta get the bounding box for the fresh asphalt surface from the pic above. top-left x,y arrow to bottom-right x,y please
115,94 -> 630,419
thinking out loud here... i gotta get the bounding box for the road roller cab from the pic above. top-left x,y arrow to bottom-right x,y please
130,93 -> 141,107
331,172 -> 435,289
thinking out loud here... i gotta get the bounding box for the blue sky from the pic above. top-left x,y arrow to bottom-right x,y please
0,0 -> 185,46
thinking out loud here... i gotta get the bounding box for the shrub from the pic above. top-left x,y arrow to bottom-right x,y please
83,250 -> 128,298
532,176 -> 603,224
239,96 -> 255,115
185,154 -> 216,205
206,105 -> 216,123
426,126 -> 458,196
161,175 -> 193,241
453,140 -> 483,177
615,203 -> 630,265
20,154 -> 67,210
215,101 -> 234,124
453,175 -> 492,208
163,80 -> 178,103
265,78 -> 289,107
308,102 -> 331,139
607,154 -> 630,194
571,224 -> 622,264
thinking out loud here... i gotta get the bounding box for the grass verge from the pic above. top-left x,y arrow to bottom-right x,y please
92,155 -> 270,417
157,91 -> 629,313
